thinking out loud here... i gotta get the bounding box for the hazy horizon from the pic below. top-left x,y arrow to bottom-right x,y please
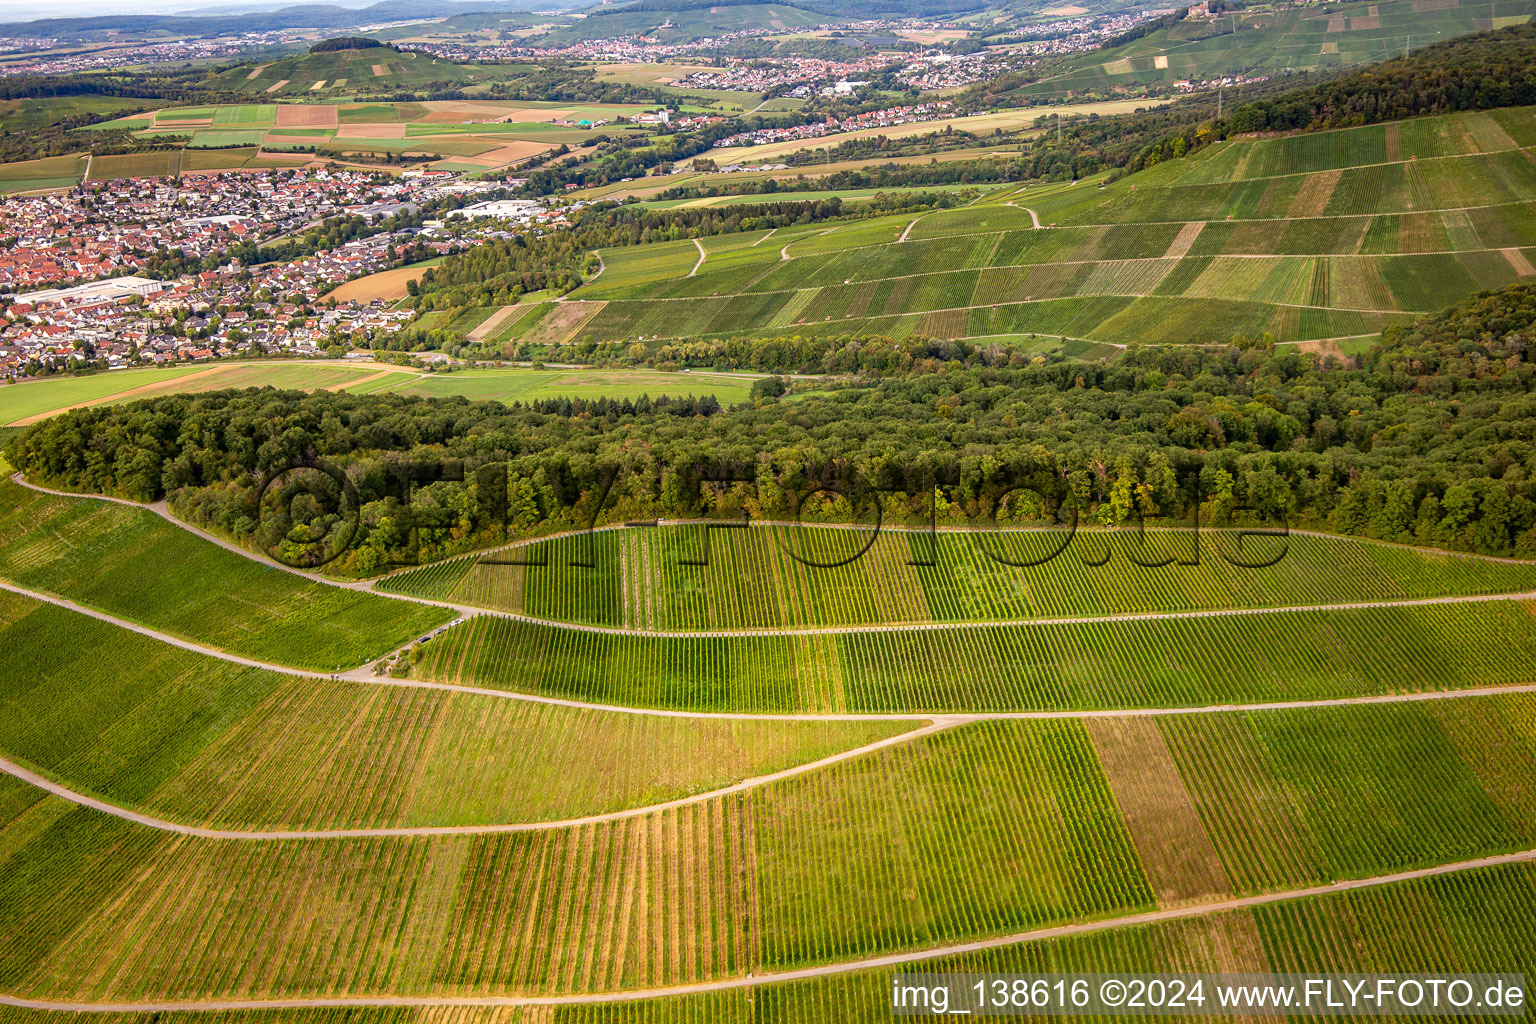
0,0 -> 373,25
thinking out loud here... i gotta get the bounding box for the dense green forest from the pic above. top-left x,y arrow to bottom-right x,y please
9,284 -> 1536,571
309,36 -> 393,52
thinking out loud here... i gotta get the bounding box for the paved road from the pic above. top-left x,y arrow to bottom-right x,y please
2,845 -> 1531,1012
689,237 -> 706,276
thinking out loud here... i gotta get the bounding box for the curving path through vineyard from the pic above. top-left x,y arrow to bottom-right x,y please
9,577 -> 1536,837
0,720 -> 956,839
6,475 -> 1536,1007
0,846 -> 1533,1012
8,578 -> 1536,724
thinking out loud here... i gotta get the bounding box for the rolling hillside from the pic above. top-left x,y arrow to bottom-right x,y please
509,105 -> 1536,349
536,1 -> 831,43
982,0 -> 1535,100
217,45 -> 536,96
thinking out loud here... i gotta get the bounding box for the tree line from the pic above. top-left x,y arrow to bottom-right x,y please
9,282 -> 1536,571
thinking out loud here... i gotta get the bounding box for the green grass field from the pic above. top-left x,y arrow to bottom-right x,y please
0,367 -> 209,426
1,362 -> 398,426
85,150 -> 182,181
381,367 -> 758,405
0,153 -> 84,192
185,129 -> 270,148
0,477 -> 446,669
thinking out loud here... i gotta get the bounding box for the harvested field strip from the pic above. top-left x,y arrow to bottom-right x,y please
466,305 -> 529,343
520,302 -> 607,345
1503,247 -> 1536,276
1161,221 -> 1204,259
1086,718 -> 1231,905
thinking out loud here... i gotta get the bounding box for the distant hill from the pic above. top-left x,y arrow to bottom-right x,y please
593,0 -> 989,16
0,0 -> 574,41
970,0 -> 1532,103
216,43 -> 530,95
373,9 -> 569,40
537,1 -> 830,43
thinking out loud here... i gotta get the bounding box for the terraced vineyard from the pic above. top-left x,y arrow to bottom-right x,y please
2,633 -> 1535,1000
412,597 -> 1536,713
0,477 -> 446,669
2,430 -> 1536,1014
0,593 -> 904,829
537,861 -> 1536,1022
6,29 -> 1536,1019
544,106 -> 1536,349
376,525 -> 1536,629
995,0 -> 1535,99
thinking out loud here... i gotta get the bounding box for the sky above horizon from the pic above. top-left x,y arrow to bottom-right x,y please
0,0 -> 321,23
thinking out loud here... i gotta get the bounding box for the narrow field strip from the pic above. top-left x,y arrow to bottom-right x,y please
8,579 -> 1536,721
0,847 -> 1531,1011
0,724 -> 953,839
11,549 -> 1536,644
20,472 -> 1536,641
365,586 -> 1536,639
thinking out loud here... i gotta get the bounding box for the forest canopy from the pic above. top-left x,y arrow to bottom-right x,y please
9,284 -> 1536,573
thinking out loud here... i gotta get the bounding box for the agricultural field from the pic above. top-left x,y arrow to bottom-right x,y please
376,525 -> 1536,629
557,107 -> 1536,346
378,367 -> 759,405
320,257 -> 443,302
0,366 -> 208,425
0,593 -> 904,830
408,595 -> 1536,713
0,153 -> 86,193
0,361 -> 418,427
45,97 -> 657,178
4,20 -> 1536,1020
0,477 -> 446,669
